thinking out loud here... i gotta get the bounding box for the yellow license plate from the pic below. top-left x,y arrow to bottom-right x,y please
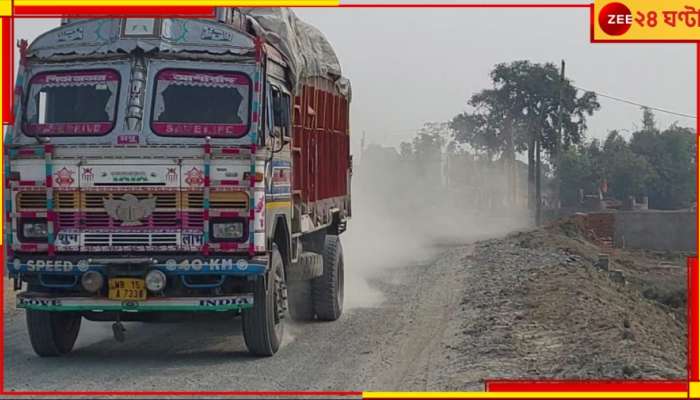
108,278 -> 147,301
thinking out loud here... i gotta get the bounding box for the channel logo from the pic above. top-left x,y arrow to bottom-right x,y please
598,2 -> 633,36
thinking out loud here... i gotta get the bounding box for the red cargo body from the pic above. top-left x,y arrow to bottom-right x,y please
292,77 -> 350,204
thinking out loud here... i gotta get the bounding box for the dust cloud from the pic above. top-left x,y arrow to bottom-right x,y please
342,144 -> 531,309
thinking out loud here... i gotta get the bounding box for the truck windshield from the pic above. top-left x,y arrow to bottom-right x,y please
23,70 -> 119,136
151,69 -> 251,138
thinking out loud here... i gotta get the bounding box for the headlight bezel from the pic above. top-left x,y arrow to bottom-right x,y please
19,218 -> 49,243
209,217 -> 247,243
145,269 -> 167,292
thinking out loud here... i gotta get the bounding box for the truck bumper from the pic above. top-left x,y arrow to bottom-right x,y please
17,292 -> 254,312
7,255 -> 268,278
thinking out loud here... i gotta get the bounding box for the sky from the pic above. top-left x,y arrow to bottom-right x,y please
13,9 -> 695,154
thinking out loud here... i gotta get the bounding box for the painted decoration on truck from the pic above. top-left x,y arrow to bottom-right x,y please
268,160 -> 292,201
104,194 -> 157,226
54,167 -> 76,187
184,167 -> 205,187
151,69 -> 251,138
79,165 -> 180,188
81,168 -> 94,183
23,69 -> 120,136
166,168 -> 178,183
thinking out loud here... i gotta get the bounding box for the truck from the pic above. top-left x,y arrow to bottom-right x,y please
4,8 -> 352,357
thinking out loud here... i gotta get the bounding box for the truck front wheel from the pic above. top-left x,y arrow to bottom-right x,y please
26,310 -> 81,357
312,235 -> 344,321
242,245 -> 286,356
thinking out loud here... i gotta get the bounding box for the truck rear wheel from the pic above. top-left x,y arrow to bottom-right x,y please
26,310 -> 81,357
287,280 -> 315,321
242,245 -> 286,356
312,235 -> 344,321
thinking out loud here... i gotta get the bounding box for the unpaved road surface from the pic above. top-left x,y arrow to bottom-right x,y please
3,246 -> 470,392
4,221 -> 686,392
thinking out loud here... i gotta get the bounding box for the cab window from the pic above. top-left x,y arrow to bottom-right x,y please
151,69 -> 251,138
23,69 -> 120,136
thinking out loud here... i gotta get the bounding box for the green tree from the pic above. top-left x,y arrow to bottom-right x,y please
560,146 -> 595,206
452,61 -> 599,159
554,107 -> 695,210
628,109 -> 695,209
641,106 -> 657,132
451,60 -> 600,211
599,131 -> 655,201
650,125 -> 696,209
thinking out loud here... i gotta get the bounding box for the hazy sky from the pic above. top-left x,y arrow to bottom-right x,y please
14,9 -> 695,153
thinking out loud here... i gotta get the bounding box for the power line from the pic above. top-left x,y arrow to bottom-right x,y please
375,85 -> 696,140
573,84 -> 696,119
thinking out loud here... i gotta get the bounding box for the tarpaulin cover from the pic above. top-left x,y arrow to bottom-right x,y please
240,7 -> 351,97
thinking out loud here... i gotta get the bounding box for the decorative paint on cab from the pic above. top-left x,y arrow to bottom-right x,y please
54,167 -> 75,187
185,167 -> 205,186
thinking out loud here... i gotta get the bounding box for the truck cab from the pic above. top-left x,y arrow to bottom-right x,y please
6,9 -> 351,357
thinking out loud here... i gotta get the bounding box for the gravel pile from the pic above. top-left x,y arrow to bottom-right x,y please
434,222 -> 687,389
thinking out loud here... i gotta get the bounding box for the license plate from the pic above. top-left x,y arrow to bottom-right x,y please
108,278 -> 146,301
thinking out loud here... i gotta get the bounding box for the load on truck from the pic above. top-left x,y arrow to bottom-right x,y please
5,7 -> 351,356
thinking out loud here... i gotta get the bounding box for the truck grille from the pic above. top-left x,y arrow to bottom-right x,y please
83,232 -> 179,247
17,192 -> 47,209
184,191 -> 248,209
83,211 -> 178,228
83,192 -> 178,209
81,192 -> 178,228
17,191 -> 78,209
183,191 -> 248,228
15,189 -> 248,246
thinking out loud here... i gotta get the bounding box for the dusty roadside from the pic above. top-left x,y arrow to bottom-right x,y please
430,219 -> 687,390
3,219 -> 688,392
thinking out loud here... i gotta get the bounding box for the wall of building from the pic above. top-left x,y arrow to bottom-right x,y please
613,210 -> 696,252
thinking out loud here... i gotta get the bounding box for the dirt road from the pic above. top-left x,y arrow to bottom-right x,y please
3,220 -> 686,392
3,245 -> 471,392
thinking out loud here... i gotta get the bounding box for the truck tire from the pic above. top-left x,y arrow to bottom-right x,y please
26,310 -> 81,357
312,235 -> 344,321
287,280 -> 315,321
242,245 -> 286,356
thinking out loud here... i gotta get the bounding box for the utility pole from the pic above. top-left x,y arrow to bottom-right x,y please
535,137 -> 541,226
555,60 -> 566,212
505,117 -> 516,207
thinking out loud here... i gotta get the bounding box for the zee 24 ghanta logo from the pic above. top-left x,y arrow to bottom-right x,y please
598,1 -> 700,37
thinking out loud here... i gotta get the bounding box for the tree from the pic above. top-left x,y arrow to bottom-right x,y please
452,61 -> 599,155
536,103 -> 695,211
412,122 -> 447,163
559,138 -> 611,207
641,106 -> 657,132
399,141 -> 413,160
630,107 -> 661,161
629,109 -> 696,209
649,125 -> 696,209
450,60 -> 600,211
560,146 -> 595,206
450,112 -> 495,158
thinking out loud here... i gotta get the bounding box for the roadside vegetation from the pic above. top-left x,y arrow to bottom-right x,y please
395,60 -> 696,212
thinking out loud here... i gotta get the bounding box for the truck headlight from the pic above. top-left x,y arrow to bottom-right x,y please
81,271 -> 104,293
21,219 -> 48,241
145,269 -> 167,292
211,220 -> 245,241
